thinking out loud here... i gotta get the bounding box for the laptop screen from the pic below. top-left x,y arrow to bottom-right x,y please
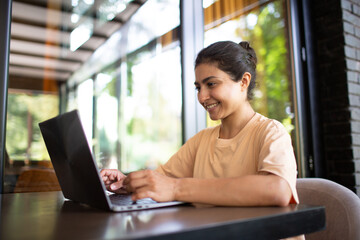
39,110 -> 111,210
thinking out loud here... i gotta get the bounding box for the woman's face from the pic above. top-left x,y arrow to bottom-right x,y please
194,63 -> 248,121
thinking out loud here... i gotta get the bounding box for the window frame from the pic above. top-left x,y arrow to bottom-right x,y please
0,0 -> 12,194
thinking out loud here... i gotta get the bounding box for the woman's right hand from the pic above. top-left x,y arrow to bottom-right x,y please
100,169 -> 128,194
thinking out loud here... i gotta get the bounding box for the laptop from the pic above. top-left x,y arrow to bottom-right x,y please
38,110 -> 184,212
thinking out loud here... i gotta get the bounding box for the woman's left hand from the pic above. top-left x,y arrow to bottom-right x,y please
123,169 -> 178,202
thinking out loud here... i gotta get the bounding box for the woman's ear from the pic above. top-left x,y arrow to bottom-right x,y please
240,72 -> 252,90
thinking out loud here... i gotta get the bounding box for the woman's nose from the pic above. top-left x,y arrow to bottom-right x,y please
198,88 -> 209,104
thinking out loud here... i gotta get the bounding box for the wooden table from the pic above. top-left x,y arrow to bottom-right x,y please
0,191 -> 325,240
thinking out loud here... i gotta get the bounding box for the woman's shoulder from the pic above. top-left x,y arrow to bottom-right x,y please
250,113 -> 292,148
252,113 -> 287,134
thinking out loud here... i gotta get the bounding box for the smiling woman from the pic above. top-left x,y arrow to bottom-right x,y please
101,41 -> 301,216
194,65 -> 247,123
194,42 -> 256,139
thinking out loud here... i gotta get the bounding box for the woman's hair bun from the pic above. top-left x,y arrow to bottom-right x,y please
239,41 -> 250,50
239,41 -> 257,67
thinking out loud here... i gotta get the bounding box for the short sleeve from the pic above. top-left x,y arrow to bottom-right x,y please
257,121 -> 299,204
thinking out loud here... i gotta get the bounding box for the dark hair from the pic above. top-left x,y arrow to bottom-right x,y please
195,41 -> 257,100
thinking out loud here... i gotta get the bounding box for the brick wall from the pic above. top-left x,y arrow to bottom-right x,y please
342,0 -> 360,195
311,0 -> 360,195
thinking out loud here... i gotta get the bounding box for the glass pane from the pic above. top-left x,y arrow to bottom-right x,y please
67,78 -> 94,145
203,0 -> 296,145
127,0 -> 180,53
122,46 -> 182,172
94,71 -> 120,169
67,0 -> 182,173
6,0 -> 146,193
4,91 -> 59,193
76,79 -> 94,145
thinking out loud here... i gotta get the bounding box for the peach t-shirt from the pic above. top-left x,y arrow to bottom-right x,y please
157,113 -> 299,204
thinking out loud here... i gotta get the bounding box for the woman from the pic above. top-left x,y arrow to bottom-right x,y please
101,41 -> 299,207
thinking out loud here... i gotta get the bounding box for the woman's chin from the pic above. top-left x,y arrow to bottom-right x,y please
209,115 -> 220,121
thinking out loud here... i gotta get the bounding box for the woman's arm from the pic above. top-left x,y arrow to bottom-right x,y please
124,170 -> 292,207
175,173 -> 292,206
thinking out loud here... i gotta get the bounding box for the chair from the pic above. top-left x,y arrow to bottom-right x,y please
14,168 -> 61,193
296,178 -> 360,240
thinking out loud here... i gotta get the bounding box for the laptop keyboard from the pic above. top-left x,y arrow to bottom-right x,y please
109,194 -> 157,206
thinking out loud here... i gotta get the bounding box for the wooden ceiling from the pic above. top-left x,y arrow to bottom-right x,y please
9,0 -> 146,92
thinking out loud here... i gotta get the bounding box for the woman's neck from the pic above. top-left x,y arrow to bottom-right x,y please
219,103 -> 255,139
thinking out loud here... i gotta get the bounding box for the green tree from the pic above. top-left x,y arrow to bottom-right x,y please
6,93 -> 59,161
250,1 -> 291,122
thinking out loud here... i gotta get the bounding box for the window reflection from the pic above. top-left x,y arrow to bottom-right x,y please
4,91 -> 59,192
70,18 -> 93,51
94,71 -> 120,169
66,0 -> 182,173
76,79 -> 94,144
98,0 -> 130,22
122,46 -> 182,172
6,92 -> 59,161
127,0 -> 180,53
5,0 -> 182,193
70,0 -> 95,51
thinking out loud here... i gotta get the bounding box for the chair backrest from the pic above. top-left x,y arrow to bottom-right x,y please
296,178 -> 360,240
14,168 -> 61,193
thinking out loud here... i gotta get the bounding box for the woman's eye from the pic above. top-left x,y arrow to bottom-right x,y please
207,82 -> 215,87
195,86 -> 200,92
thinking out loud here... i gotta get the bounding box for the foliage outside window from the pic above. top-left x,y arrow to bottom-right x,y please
64,0 -> 182,173
121,46 -> 183,172
204,0 -> 295,136
6,92 -> 59,161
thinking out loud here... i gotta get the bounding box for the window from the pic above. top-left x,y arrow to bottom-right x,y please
203,0 -> 298,156
6,92 -> 59,161
76,78 -> 94,144
121,45 -> 182,172
94,70 -> 119,169
65,0 -> 182,173
4,91 -> 59,192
